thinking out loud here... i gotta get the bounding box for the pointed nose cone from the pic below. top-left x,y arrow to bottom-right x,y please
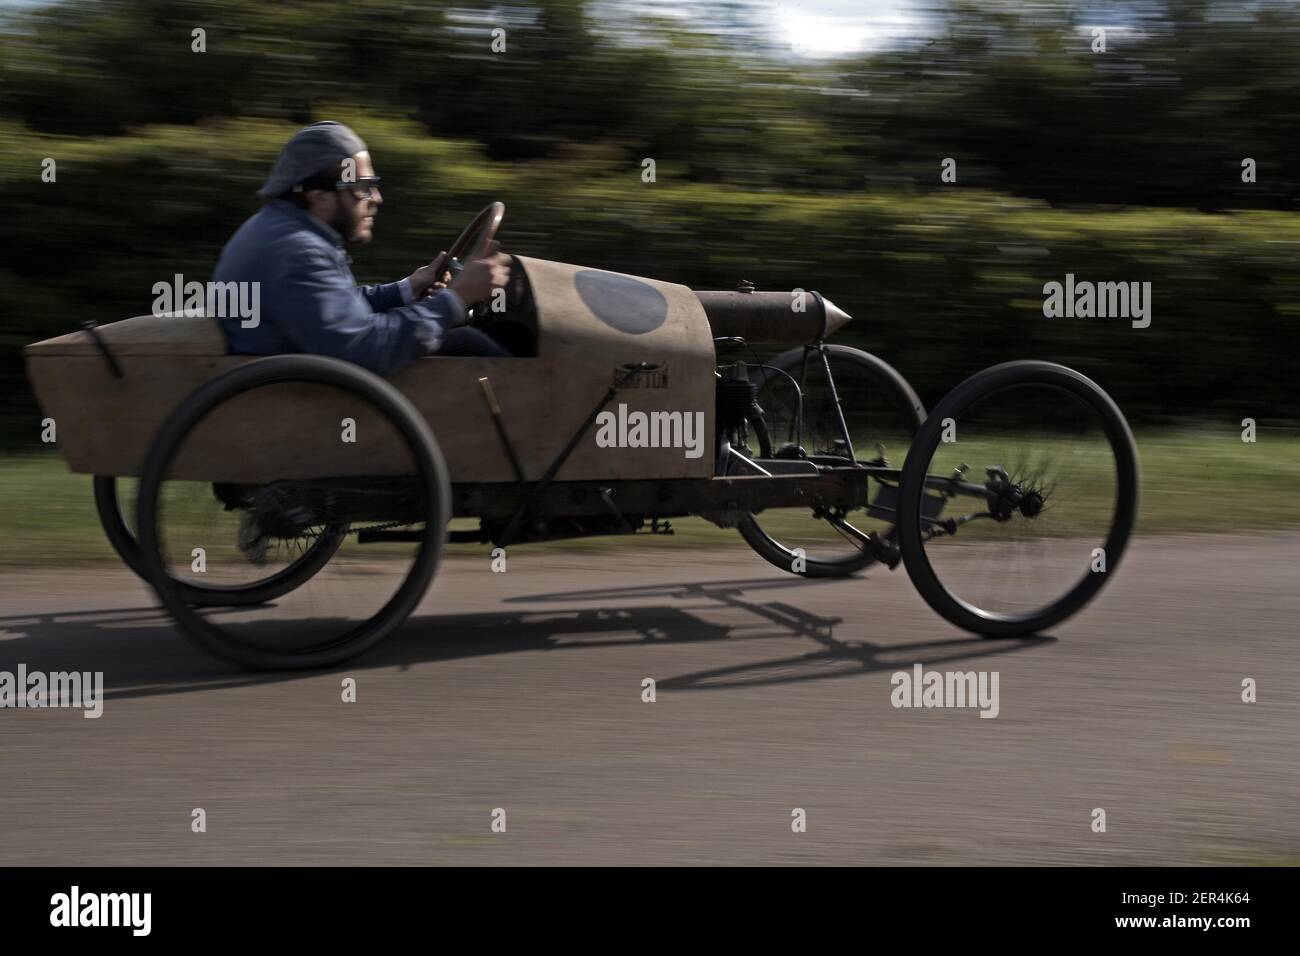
820,295 -> 852,339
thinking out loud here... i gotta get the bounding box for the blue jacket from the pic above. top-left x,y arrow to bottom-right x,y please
213,199 -> 468,376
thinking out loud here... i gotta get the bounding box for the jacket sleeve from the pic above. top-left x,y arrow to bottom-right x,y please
357,279 -> 408,312
270,248 -> 469,376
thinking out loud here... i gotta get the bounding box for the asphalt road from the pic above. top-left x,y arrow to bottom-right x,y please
0,532 -> 1296,865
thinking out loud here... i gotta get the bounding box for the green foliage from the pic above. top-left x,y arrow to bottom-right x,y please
3,0 -> 1299,205
3,1 -> 1300,439
3,116 -> 1298,441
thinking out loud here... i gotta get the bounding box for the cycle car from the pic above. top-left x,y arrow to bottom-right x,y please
25,203 -> 1139,669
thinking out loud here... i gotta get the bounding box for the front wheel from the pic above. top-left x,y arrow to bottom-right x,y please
896,361 -> 1139,636
737,344 -> 925,577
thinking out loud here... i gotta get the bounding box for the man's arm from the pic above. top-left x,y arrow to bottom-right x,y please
358,250 -> 451,311
270,249 -> 469,376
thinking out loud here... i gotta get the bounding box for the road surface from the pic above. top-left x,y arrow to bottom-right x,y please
0,532 -> 1296,865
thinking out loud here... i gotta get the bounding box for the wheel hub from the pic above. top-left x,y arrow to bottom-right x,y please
1019,489 -> 1045,518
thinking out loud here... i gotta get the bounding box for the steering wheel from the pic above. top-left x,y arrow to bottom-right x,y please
445,202 -> 505,321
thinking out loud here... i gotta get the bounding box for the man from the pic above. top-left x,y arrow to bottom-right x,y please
213,121 -> 511,376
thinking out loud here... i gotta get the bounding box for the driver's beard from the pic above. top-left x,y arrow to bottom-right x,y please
329,200 -> 363,244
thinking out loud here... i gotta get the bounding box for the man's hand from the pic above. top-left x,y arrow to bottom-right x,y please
407,251 -> 452,299
449,251 -> 511,307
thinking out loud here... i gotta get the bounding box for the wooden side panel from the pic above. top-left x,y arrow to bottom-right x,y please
399,257 -> 716,483
26,353 -> 249,476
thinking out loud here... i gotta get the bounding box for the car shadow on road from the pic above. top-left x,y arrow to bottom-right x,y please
0,575 -> 1052,700
508,574 -> 1053,690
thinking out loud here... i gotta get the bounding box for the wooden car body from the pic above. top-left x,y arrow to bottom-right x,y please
25,256 -> 720,486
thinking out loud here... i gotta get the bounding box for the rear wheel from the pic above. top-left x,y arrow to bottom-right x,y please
94,475 -> 345,606
137,356 -> 450,670
896,361 -> 1139,636
736,345 -> 925,577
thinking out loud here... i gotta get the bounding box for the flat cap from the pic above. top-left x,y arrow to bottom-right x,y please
258,121 -> 368,199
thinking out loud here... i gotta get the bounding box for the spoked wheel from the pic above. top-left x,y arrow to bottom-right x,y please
137,356 -> 450,670
736,344 -> 925,577
93,475 -> 345,606
896,361 -> 1139,636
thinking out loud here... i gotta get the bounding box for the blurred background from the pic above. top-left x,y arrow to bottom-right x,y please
2,0 -> 1299,558
2,1 -> 1297,870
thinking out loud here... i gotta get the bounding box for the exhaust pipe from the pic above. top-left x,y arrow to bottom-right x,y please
694,289 -> 851,345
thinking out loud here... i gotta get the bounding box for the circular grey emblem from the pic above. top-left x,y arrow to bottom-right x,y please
575,270 -> 668,335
